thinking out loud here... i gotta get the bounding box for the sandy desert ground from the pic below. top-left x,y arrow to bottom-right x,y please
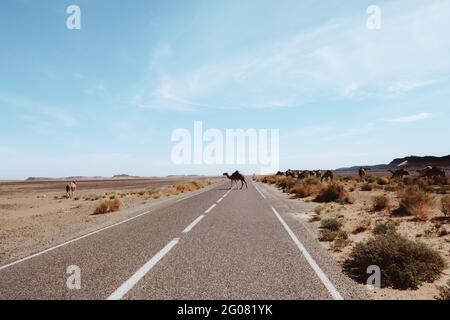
0,177 -> 220,265
255,171 -> 450,300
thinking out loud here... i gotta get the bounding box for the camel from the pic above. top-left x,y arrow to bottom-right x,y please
417,166 -> 446,179
66,181 -> 77,198
358,167 -> 370,181
298,170 -> 311,180
223,171 -> 248,189
388,169 -> 409,179
321,170 -> 334,182
313,170 -> 322,178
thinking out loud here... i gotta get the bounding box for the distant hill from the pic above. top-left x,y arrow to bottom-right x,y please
112,174 -> 141,179
337,155 -> 450,172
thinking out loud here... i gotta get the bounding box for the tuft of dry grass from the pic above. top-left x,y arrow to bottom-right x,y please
372,195 -> 391,212
314,183 -> 352,204
377,177 -> 390,186
94,196 -> 122,215
361,183 -> 374,191
393,186 -> 436,220
441,195 -> 450,216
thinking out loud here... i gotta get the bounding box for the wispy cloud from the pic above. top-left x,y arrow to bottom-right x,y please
134,0 -> 450,111
0,94 -> 77,127
386,112 -> 433,123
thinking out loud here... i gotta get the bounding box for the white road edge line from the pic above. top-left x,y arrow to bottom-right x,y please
182,215 -> 205,233
253,183 -> 266,199
0,209 -> 154,271
205,203 -> 217,214
272,207 -> 344,300
107,238 -> 179,300
216,197 -> 223,204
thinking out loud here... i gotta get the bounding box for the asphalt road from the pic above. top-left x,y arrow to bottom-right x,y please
0,180 -> 369,300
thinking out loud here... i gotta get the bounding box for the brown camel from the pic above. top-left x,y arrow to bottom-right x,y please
321,170 -> 334,182
388,169 -> 409,179
223,171 -> 248,189
358,167 -> 370,181
66,181 -> 77,198
417,166 -> 446,179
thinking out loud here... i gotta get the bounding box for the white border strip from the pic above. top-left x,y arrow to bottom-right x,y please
107,238 -> 179,300
272,207 -> 344,300
253,183 -> 266,199
182,215 -> 205,233
205,203 -> 217,214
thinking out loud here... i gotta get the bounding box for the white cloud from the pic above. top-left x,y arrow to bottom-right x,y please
0,94 -> 77,127
136,0 -> 450,110
386,112 -> 433,123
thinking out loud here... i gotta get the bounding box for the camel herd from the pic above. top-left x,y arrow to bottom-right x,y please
62,166 -> 446,197
276,165 -> 447,182
276,169 -> 334,182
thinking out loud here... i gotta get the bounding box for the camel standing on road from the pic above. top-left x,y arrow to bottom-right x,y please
66,181 -> 77,198
223,171 -> 248,189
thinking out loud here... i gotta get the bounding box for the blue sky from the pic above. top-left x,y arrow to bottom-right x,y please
1,0 -> 449,179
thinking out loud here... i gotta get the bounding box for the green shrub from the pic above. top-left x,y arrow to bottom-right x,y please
372,221 -> 396,235
343,231 -> 445,289
320,218 -> 342,231
319,230 -> 348,242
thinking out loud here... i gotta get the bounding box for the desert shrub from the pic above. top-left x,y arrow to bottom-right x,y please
320,218 -> 342,231
314,205 -> 325,215
319,230 -> 348,242
384,184 -> 400,192
393,186 -> 436,219
366,176 -> 376,183
314,183 -> 351,204
377,177 -> 390,186
436,280 -> 450,300
261,175 -> 277,184
331,237 -> 351,252
361,183 -> 373,191
372,195 -> 391,212
289,179 -> 322,198
441,195 -> 450,216
372,221 -> 396,235
277,176 -> 297,191
343,231 -> 445,289
94,196 -> 122,214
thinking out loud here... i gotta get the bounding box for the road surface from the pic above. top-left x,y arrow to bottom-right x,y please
0,180 -> 369,300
